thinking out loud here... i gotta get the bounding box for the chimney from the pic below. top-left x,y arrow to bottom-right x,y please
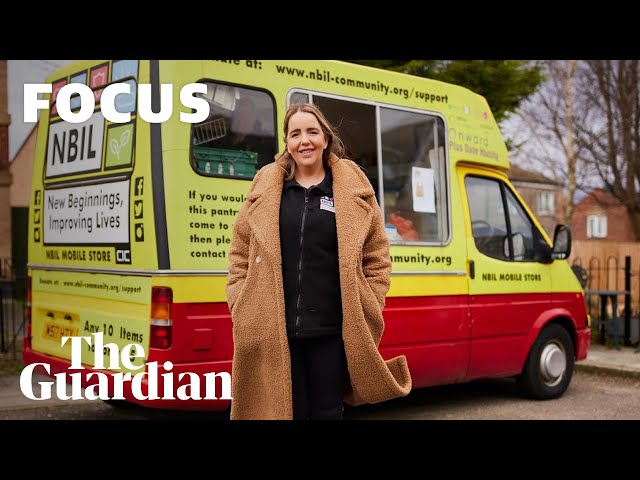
0,60 -> 10,170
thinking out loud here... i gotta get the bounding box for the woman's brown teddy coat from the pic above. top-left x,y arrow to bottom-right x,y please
226,153 -> 411,420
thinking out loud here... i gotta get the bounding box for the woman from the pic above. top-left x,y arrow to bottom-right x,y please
226,103 -> 411,420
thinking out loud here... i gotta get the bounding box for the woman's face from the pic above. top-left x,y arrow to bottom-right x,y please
286,111 -> 328,170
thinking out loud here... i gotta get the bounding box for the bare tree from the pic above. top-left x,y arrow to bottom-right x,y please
512,60 -> 593,227
577,60 -> 640,240
562,60 -> 578,224
509,60 -> 640,240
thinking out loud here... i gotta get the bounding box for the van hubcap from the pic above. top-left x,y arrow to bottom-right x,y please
539,342 -> 566,387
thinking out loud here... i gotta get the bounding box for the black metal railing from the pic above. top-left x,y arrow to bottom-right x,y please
572,255 -> 639,348
0,257 -> 27,358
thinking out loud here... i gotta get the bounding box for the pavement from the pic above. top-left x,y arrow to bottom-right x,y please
0,343 -> 639,413
574,343 -> 640,378
0,373 -> 96,412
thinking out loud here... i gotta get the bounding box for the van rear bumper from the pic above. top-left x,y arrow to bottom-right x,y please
23,346 -> 232,411
576,326 -> 591,361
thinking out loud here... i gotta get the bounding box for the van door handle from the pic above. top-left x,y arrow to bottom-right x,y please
469,260 -> 475,279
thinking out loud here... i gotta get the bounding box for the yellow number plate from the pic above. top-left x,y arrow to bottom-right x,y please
44,322 -> 79,342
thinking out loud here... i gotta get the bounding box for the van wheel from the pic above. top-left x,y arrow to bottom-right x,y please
518,324 -> 574,400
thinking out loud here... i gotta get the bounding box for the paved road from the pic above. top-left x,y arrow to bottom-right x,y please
348,369 -> 640,420
1,369 -> 638,420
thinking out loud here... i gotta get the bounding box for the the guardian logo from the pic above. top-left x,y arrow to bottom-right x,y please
20,332 -> 232,401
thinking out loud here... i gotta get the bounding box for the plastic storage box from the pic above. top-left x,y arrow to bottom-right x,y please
193,147 -> 258,178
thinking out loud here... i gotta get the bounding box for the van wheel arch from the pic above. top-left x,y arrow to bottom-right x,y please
517,323 -> 575,400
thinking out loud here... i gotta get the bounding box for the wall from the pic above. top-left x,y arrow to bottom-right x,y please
0,170 -> 11,278
570,240 -> 640,314
9,127 -> 36,208
0,60 -> 12,277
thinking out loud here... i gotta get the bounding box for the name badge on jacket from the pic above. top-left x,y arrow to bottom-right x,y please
320,196 -> 335,213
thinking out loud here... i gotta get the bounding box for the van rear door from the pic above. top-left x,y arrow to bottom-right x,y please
31,270 -> 151,371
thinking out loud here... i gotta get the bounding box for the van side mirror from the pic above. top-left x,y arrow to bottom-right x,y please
551,225 -> 571,260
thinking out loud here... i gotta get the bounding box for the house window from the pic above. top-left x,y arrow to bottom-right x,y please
587,215 -> 607,238
538,191 -> 555,215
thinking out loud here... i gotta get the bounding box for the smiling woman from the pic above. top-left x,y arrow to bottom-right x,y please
226,102 -> 411,420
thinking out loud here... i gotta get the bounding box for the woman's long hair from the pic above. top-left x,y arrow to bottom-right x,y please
278,103 -> 345,180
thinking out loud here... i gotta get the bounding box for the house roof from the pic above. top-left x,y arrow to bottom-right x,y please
10,125 -> 37,163
575,188 -> 621,208
508,164 -> 562,186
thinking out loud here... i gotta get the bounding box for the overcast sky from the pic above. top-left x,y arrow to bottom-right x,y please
7,60 -> 72,159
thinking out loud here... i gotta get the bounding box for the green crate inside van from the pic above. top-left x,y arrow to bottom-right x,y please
193,147 -> 258,178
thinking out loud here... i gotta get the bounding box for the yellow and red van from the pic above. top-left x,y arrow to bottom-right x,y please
24,60 -> 590,410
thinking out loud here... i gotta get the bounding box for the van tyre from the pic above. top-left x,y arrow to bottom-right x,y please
518,324 -> 574,400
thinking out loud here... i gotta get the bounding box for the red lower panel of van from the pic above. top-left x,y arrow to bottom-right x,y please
23,293 -> 588,410
382,292 -> 588,386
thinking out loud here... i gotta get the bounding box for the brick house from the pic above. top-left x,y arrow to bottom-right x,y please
571,188 -> 635,242
9,126 -> 36,283
1,60 -> 37,282
0,60 -> 11,280
508,164 -> 565,238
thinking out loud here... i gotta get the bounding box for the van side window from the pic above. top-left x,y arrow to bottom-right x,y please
290,92 -> 449,245
311,95 -> 379,197
380,109 -> 448,244
191,84 -> 277,179
466,176 -> 547,262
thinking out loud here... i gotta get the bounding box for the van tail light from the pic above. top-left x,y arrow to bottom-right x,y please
26,276 -> 32,341
150,287 -> 172,349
